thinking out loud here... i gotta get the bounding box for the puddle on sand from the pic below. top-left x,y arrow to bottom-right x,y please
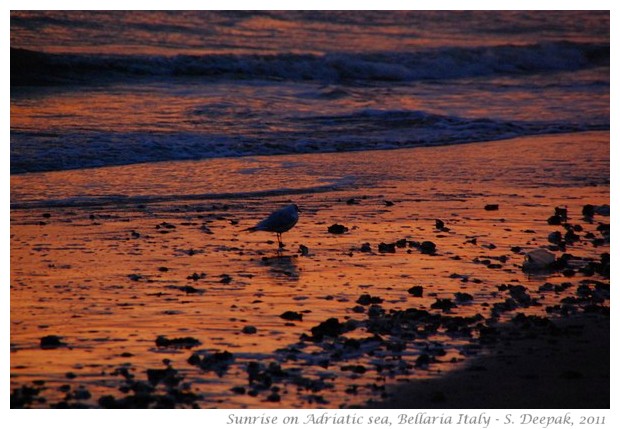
10,132 -> 609,408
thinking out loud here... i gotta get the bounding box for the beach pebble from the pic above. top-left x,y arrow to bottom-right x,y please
420,241 -> 437,254
435,219 -> 445,229
454,292 -> 474,303
522,248 -> 556,272
484,204 -> 499,211
298,244 -> 309,256
554,206 -> 568,221
155,335 -> 201,349
40,335 -> 66,349
360,242 -> 372,252
356,293 -> 384,305
242,326 -> 257,334
328,224 -> 348,234
280,311 -> 303,321
547,215 -> 563,225
407,286 -> 424,297
430,298 -> 456,311
378,242 -> 396,253
582,204 -> 595,217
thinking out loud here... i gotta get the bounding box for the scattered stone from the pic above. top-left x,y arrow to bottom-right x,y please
356,294 -> 384,305
360,243 -> 372,253
555,206 -> 568,221
378,242 -> 396,253
219,274 -> 233,284
40,335 -> 66,349
454,292 -> 474,303
384,200 -> 394,207
298,244 -> 309,256
187,272 -> 206,281
522,248 -> 555,272
582,204 -> 595,218
155,336 -> 201,349
548,231 -> 563,244
420,241 -> 436,255
328,224 -> 348,234
242,326 -> 258,334
188,351 -> 234,376
547,215 -> 563,225
484,204 -> 499,211
146,367 -> 181,387
435,219 -> 445,229
306,318 -> 345,341
346,198 -> 359,205
407,285 -> 424,297
430,298 -> 456,312
280,311 -> 303,321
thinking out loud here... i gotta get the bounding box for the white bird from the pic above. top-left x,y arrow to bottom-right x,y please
245,204 -> 300,249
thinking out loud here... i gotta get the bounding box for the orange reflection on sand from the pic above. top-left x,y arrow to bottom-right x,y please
11,132 -> 609,408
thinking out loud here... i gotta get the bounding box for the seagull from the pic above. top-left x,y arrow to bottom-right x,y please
245,204 -> 300,249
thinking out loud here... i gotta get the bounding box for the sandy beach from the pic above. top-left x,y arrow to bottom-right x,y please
10,131 -> 609,408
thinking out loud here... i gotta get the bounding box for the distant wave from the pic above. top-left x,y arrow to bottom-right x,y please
10,108 -> 609,174
11,41 -> 609,86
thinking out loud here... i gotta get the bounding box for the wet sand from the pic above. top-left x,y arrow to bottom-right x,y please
10,132 -> 609,408
375,313 -> 610,409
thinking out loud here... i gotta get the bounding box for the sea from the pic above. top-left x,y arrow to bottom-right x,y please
10,11 -> 609,176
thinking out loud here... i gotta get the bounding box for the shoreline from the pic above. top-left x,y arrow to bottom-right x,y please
11,132 -> 610,408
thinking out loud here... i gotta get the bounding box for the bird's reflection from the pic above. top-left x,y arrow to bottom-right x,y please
259,254 -> 300,282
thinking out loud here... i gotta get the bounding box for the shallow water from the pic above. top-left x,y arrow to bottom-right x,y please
10,132 -> 609,408
10,11 -> 609,173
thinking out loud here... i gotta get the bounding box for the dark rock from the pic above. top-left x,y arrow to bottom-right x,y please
187,272 -> 206,281
298,244 -> 309,256
40,335 -> 66,349
242,326 -> 257,334
266,392 -> 281,402
219,274 -> 233,284
155,335 -> 201,349
548,231 -> 563,244
435,219 -> 445,229
420,241 -> 436,254
360,243 -> 372,253
188,351 -> 234,375
395,238 -> 407,248
346,198 -> 359,205
407,285 -> 424,297
554,206 -> 568,221
415,353 -> 431,368
308,318 -> 345,341
280,311 -> 303,321
378,242 -> 396,253
430,298 -> 456,311
384,200 -> 394,207
146,367 -> 181,387
454,292 -> 474,303
328,224 -> 348,234
484,204 -> 499,211
547,215 -> 563,225
356,294 -> 384,305
178,285 -> 203,294
582,204 -> 595,218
